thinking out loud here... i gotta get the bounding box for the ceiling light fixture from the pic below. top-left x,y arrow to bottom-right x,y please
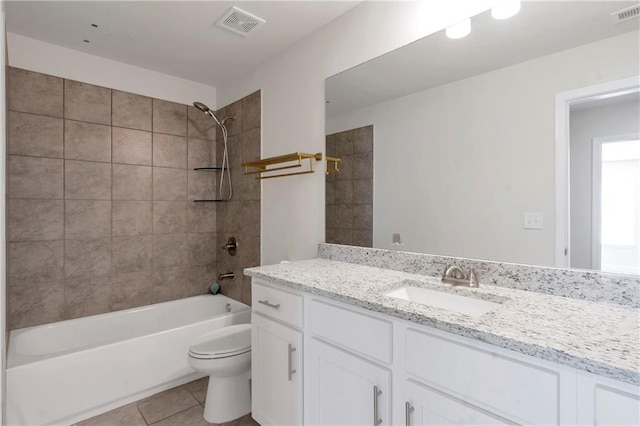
491,0 -> 521,20
445,18 -> 471,39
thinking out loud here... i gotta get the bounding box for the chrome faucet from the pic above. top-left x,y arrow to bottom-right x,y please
433,262 -> 487,287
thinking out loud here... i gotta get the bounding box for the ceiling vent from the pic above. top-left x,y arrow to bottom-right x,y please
216,6 -> 265,37
611,4 -> 640,24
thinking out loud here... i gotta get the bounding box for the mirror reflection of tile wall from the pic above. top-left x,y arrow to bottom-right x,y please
325,125 -> 373,247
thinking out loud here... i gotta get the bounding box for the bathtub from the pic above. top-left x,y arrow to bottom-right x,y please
6,294 -> 251,426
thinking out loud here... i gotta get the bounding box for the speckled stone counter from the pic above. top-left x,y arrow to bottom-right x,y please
245,258 -> 640,386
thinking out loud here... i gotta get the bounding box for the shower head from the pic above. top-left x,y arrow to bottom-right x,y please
193,101 -> 236,128
193,101 -> 223,126
193,101 -> 210,113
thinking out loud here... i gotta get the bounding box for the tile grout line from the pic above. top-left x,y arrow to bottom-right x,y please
62,77 -> 67,319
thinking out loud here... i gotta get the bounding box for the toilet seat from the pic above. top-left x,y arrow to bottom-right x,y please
188,323 -> 251,360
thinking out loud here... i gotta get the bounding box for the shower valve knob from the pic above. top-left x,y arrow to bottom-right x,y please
222,237 -> 238,256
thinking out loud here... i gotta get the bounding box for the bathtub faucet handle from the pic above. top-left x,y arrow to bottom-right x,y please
222,237 -> 238,256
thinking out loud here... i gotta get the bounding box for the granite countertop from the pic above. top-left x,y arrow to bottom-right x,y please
245,258 -> 640,386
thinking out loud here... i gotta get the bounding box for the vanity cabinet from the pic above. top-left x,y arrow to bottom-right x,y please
576,372 -> 640,425
404,380 -> 512,425
250,279 -> 639,426
251,282 -> 303,426
306,338 -> 392,425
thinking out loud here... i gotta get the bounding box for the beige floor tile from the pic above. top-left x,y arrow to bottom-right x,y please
78,403 -> 146,426
223,414 -> 259,426
137,387 -> 199,424
183,377 -> 208,403
152,405 -> 213,426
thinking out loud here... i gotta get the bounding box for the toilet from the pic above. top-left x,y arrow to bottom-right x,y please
187,324 -> 252,423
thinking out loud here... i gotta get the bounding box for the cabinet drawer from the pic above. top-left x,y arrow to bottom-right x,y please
406,328 -> 559,425
309,299 -> 392,364
252,281 -> 303,328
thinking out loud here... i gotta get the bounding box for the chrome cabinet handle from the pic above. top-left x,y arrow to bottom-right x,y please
373,386 -> 382,425
405,401 -> 414,426
258,299 -> 280,310
287,344 -> 297,381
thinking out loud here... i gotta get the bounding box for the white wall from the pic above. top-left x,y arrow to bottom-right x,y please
326,31 -> 640,266
570,98 -> 640,269
7,33 -> 216,107
216,0 -> 500,264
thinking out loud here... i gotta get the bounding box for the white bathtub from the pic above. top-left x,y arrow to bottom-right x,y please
6,294 -> 251,426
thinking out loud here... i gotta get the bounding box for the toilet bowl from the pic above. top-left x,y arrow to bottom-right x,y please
187,323 -> 252,423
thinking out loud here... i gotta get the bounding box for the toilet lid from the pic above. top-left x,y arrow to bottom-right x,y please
189,323 -> 251,358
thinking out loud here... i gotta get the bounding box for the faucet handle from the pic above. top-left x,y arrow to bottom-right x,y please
431,261 -> 449,278
468,267 -> 488,287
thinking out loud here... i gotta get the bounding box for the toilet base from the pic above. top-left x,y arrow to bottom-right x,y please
203,371 -> 252,423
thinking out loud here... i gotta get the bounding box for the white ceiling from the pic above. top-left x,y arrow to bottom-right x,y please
326,1 -> 640,117
5,1 -> 359,87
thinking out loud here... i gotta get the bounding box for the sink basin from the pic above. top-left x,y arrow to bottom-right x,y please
384,286 -> 500,317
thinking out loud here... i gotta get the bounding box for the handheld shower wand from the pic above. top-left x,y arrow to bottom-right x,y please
193,101 -> 236,200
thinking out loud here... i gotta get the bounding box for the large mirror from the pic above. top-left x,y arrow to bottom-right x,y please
325,1 -> 640,274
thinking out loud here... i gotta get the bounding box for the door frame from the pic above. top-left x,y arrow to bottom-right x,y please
554,76 -> 640,267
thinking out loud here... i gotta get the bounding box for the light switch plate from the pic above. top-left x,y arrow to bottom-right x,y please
524,212 -> 544,229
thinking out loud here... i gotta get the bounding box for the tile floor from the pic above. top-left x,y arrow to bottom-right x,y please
77,377 -> 259,426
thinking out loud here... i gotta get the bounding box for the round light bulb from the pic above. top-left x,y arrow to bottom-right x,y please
445,18 -> 471,39
491,0 -> 521,20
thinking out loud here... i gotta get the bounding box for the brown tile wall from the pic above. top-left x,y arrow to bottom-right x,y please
215,91 -> 261,306
326,125 -> 373,247
6,67 -> 222,329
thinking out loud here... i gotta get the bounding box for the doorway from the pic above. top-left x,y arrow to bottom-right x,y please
556,77 -> 640,271
592,137 -> 640,274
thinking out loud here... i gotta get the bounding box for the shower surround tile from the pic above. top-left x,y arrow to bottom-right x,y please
8,111 -> 63,158
153,99 -> 187,137
153,167 -> 187,201
8,199 -> 64,242
6,68 -> 259,329
64,275 -> 113,318
112,201 -> 152,237
112,90 -> 152,131
64,80 -> 111,125
188,137 -> 213,168
64,238 -> 112,279
8,240 -> 64,286
8,281 -> 65,330
8,67 -> 63,117
326,126 -> 373,248
64,120 -> 112,162
113,127 -> 152,166
110,271 -> 153,311
64,160 -> 111,200
65,200 -> 112,240
153,133 -> 187,169
8,155 -> 63,199
113,164 -> 152,201
152,233 -> 188,269
153,201 -> 187,234
112,236 -> 153,274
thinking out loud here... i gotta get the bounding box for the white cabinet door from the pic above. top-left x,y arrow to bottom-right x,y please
577,374 -> 640,425
404,380 -> 512,426
306,338 -> 392,426
252,313 -> 302,426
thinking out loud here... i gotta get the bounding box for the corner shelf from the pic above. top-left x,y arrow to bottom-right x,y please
193,167 -> 223,172
193,166 -> 227,202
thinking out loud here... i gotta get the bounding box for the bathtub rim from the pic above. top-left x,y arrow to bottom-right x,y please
8,293 -> 251,369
